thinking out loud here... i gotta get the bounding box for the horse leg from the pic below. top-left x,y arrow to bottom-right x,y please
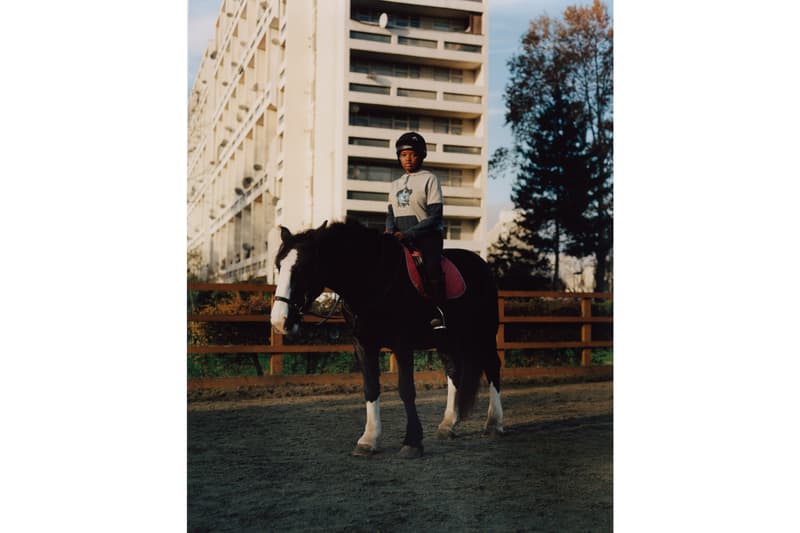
436,350 -> 459,439
436,376 -> 459,439
352,339 -> 382,456
483,345 -> 505,436
395,347 -> 424,458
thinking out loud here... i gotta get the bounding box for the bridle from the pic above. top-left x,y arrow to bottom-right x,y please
274,293 -> 341,327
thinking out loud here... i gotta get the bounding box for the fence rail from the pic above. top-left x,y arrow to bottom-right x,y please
188,283 -> 612,388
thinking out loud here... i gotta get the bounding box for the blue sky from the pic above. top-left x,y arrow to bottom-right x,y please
187,0 -> 613,227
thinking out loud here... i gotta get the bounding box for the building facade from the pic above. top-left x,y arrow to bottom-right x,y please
187,0 -> 489,282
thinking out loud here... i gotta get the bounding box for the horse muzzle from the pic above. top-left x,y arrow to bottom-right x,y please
270,297 -> 303,337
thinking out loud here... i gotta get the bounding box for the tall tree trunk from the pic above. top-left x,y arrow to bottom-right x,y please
552,221 -> 561,290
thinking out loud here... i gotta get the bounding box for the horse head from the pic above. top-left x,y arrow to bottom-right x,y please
270,221 -> 328,336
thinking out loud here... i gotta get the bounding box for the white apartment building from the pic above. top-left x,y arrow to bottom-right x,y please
187,0 -> 489,282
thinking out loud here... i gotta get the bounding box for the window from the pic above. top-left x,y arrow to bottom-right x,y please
430,167 -> 473,187
444,42 -> 481,53
433,118 -> 463,135
348,160 -> 396,182
350,31 -> 390,43
432,19 -> 449,31
443,93 -> 481,104
350,113 -> 369,127
350,59 -> 421,79
390,14 -> 421,28
443,219 -> 462,240
353,9 -> 378,24
347,191 -> 389,202
398,36 -> 437,49
349,110 -> 420,131
443,144 -> 481,155
349,137 -> 390,147
349,83 -> 390,95
350,60 -> 369,73
430,16 -> 469,32
434,67 -> 450,82
398,88 -> 436,100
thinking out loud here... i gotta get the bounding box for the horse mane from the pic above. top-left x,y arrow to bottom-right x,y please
328,217 -> 382,241
277,218 -> 391,282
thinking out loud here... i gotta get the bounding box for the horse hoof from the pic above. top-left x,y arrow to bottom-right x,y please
398,444 -> 424,459
436,428 -> 456,440
483,426 -> 506,437
351,444 -> 378,457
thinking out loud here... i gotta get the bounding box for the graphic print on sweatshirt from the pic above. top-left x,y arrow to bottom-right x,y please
397,186 -> 412,207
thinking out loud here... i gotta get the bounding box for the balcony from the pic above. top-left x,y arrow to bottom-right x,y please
348,19 -> 484,70
348,78 -> 483,118
347,126 -> 483,166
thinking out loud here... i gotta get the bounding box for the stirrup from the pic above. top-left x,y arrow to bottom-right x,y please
431,306 -> 447,331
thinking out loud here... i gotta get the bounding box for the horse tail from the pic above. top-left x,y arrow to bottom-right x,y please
456,353 -> 482,417
454,252 -> 501,418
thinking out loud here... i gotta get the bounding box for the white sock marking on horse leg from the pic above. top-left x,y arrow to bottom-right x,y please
486,383 -> 504,432
438,377 -> 459,432
357,398 -> 382,450
270,249 -> 297,334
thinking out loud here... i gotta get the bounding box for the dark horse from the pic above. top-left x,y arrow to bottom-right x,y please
270,219 -> 504,458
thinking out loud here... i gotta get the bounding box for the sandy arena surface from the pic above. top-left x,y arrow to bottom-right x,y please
188,379 -> 612,532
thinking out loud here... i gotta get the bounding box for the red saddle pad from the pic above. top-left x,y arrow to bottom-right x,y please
402,247 -> 466,300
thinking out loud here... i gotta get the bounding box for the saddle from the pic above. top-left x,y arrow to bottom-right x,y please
402,246 -> 466,300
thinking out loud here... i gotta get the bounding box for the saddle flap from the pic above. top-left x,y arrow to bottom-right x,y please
403,247 -> 466,300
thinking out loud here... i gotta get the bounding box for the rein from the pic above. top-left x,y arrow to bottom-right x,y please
304,293 -> 341,326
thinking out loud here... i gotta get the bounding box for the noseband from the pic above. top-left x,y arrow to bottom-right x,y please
274,295 -> 302,312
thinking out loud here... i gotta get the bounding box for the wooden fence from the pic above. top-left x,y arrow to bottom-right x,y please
187,283 -> 612,389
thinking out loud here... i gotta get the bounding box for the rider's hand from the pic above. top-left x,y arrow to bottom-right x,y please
393,231 -> 405,241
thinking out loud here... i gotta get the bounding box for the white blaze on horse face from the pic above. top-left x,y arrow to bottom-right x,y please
270,249 -> 297,334
357,399 -> 382,451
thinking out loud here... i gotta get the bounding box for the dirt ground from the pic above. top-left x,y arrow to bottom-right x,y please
188,379 -> 612,532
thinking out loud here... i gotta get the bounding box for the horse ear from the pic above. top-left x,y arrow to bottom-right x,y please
280,226 -> 292,243
317,220 -> 328,230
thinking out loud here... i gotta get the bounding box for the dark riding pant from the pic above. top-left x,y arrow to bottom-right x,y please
412,231 -> 444,305
413,231 -> 443,282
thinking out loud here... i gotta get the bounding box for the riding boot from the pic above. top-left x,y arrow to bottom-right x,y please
428,279 -> 447,331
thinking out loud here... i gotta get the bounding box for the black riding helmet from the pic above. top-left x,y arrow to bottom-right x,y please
395,131 -> 427,160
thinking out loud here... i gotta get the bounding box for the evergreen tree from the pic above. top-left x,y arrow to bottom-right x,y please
559,1 -> 613,291
490,1 -> 613,291
487,221 -> 552,290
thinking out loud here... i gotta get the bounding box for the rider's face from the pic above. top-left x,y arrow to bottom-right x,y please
398,149 -> 421,174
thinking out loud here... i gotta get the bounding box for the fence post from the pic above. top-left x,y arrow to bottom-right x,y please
496,295 -> 505,367
580,297 -> 592,366
269,293 -> 283,375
